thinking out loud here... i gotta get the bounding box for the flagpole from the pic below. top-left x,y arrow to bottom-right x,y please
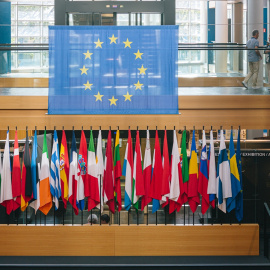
211,126 -> 214,226
202,126 -> 205,226
147,205 -> 149,225
184,126 -> 186,226
117,126 -> 121,226
99,126 -> 102,226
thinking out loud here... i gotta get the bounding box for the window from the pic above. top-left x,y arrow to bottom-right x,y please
11,1 -> 54,72
176,0 -> 207,74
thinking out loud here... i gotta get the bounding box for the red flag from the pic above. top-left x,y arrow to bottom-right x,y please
160,130 -> 170,208
103,130 -> 115,213
12,130 -> 21,211
188,130 -> 200,213
60,130 -> 69,209
141,130 -> 152,210
114,130 -> 122,211
79,130 -> 87,197
149,130 -> 163,201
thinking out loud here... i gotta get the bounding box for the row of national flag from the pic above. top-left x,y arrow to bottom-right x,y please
0,128 -> 243,222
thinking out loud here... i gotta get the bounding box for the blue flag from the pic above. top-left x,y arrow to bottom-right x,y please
235,130 -> 243,221
227,131 -> 241,212
48,26 -> 178,114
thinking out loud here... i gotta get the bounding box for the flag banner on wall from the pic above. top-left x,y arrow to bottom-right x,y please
48,26 -> 179,114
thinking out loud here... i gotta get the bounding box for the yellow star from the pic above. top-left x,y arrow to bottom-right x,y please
94,91 -> 104,101
109,96 -> 118,106
83,50 -> 93,60
123,91 -> 133,101
83,80 -> 93,90
134,80 -> 143,90
94,38 -> 103,48
80,65 -> 89,75
134,50 -> 143,60
109,34 -> 118,44
123,38 -> 132,48
138,64 -> 147,75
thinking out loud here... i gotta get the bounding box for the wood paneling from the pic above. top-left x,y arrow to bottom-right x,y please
0,96 -> 48,110
2,95 -> 270,110
178,77 -> 245,87
0,77 -> 245,88
0,108 -> 269,130
0,78 -> 48,88
0,224 -> 259,256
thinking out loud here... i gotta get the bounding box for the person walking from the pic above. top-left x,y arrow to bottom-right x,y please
242,30 -> 262,89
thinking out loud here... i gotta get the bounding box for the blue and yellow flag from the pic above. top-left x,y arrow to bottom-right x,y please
227,130 -> 241,212
48,26 -> 178,114
235,130 -> 243,221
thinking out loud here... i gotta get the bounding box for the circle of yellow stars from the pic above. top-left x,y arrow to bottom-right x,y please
79,34 -> 146,106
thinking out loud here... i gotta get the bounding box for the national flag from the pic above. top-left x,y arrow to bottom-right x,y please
114,130 -> 122,211
96,130 -> 104,211
60,130 -> 69,209
235,129 -> 243,222
123,129 -> 133,211
50,130 -> 61,210
227,130 -> 241,212
29,130 -> 40,213
132,130 -> 144,210
169,130 -> 182,214
179,130 -> 188,205
141,129 -> 152,210
86,129 -> 98,210
12,130 -> 21,211
198,130 -> 209,214
103,130 -> 115,213
149,130 -> 163,213
39,130 -> 52,215
188,130 -> 200,213
21,130 -> 33,212
160,129 -> 170,208
69,131 -> 79,215
207,130 -> 216,208
217,130 -> 232,213
77,130 -> 87,211
0,131 -> 13,214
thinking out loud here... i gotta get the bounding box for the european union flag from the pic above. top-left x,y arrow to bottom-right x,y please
48,26 -> 178,114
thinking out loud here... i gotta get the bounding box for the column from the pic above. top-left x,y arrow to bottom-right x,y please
0,1 -> 11,74
247,0 -> 264,87
232,2 -> 243,72
215,1 -> 228,73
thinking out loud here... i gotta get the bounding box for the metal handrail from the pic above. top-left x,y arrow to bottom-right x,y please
0,42 -> 268,51
264,202 -> 270,259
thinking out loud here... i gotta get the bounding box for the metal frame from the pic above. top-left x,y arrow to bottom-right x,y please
54,0 -> 175,26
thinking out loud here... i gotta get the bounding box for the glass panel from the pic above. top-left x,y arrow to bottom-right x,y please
117,13 -> 129,26
68,14 -> 93,26
18,22 -> 41,37
101,13 -> 114,25
42,6 -> 54,21
18,5 -> 41,21
17,52 -> 41,67
18,36 -> 41,43
141,14 -> 161,26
